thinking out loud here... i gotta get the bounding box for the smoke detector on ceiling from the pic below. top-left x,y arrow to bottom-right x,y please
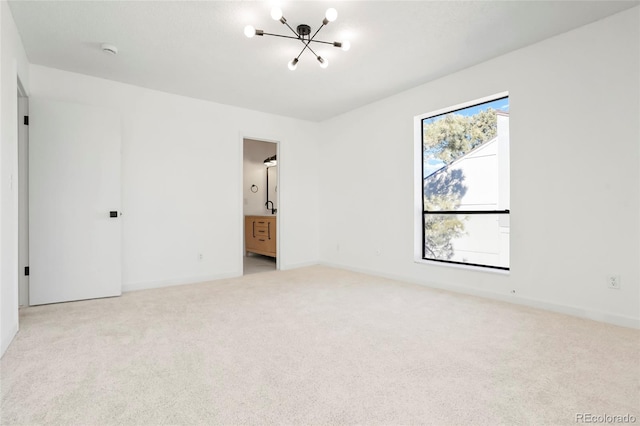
101,43 -> 118,55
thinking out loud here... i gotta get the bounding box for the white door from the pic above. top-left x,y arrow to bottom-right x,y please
29,99 -> 122,305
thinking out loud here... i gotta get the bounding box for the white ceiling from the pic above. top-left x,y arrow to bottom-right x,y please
8,0 -> 638,121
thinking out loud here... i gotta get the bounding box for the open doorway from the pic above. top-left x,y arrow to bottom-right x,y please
242,138 -> 278,275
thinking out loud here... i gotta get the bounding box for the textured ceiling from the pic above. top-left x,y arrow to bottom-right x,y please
8,1 -> 638,121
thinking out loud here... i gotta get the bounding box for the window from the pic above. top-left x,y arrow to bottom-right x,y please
415,94 -> 510,270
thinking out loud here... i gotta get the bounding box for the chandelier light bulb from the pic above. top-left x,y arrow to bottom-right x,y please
244,25 -> 256,38
318,56 -> 329,69
288,58 -> 299,71
325,8 -> 338,22
270,7 -> 283,21
341,40 -> 351,51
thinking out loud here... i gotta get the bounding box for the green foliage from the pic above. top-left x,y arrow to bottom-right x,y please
423,169 -> 466,211
424,214 -> 466,260
423,169 -> 468,260
423,109 -> 497,164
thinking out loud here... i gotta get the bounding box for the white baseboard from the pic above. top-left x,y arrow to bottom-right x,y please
319,261 -> 640,329
1,323 -> 18,359
279,260 -> 319,271
122,261 -> 321,293
508,295 -> 640,329
122,271 -> 240,293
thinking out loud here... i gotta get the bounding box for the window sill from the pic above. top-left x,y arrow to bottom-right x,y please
414,258 -> 510,275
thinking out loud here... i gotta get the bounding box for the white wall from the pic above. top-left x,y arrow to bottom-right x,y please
319,7 -> 640,328
28,65 -> 320,292
243,139 -> 277,217
0,0 -> 30,356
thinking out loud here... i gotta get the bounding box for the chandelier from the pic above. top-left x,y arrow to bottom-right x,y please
244,7 -> 350,70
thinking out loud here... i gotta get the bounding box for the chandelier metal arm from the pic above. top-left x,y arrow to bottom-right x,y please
305,43 -> 320,59
295,40 -> 316,61
262,31 -> 336,48
307,40 -> 335,46
307,21 -> 326,44
281,20 -> 300,39
261,32 -> 304,41
295,45 -> 308,61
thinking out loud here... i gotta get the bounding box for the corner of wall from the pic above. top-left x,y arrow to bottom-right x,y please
0,322 -> 18,357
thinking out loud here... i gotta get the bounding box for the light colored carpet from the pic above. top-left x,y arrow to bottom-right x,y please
1,266 -> 638,425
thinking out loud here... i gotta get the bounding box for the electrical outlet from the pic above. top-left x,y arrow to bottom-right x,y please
198,253 -> 203,262
607,275 -> 621,290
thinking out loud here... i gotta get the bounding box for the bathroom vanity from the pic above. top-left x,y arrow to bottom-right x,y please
245,215 -> 276,257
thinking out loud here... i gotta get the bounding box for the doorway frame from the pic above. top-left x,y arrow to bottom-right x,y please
239,134 -> 281,274
17,78 -> 29,307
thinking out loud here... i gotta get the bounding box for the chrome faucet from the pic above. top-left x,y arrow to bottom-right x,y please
266,200 -> 276,215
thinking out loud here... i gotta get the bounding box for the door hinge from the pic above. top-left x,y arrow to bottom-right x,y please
23,116 -> 29,125
24,266 -> 29,276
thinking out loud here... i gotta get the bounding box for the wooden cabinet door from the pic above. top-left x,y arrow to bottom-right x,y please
245,216 -> 276,257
